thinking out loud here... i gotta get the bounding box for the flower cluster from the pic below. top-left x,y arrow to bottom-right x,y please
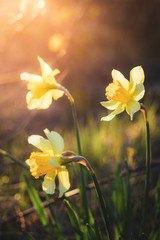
21,57 -> 145,197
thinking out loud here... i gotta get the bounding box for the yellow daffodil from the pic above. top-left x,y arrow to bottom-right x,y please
20,57 -> 64,110
100,66 -> 145,121
27,128 -> 70,197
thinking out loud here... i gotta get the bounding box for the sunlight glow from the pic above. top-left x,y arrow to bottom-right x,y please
38,0 -> 45,9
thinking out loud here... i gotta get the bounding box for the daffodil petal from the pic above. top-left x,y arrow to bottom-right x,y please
48,156 -> 61,167
126,100 -> 140,120
26,91 -> 52,109
100,100 -> 120,110
133,83 -> 145,101
101,104 -> 125,121
57,168 -> 70,198
52,69 -> 61,77
37,56 -> 52,79
44,72 -> 59,86
42,171 -> 57,194
20,73 -> 42,83
28,135 -> 53,155
44,129 -> 64,154
129,66 -> 145,93
49,89 -> 64,100
111,69 -> 129,90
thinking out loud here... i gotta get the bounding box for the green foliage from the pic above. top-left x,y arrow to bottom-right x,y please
24,175 -> 54,238
112,161 -> 131,240
87,224 -> 97,240
64,100 -> 159,179
23,231 -> 36,240
1,100 -> 160,239
64,199 -> 84,240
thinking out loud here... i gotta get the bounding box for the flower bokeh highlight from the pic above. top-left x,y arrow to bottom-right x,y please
27,128 -> 70,197
100,66 -> 145,121
20,57 -> 64,109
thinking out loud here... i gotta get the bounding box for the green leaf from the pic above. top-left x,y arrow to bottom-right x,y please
112,162 -> 131,238
24,175 -> 51,234
112,164 -> 122,233
64,199 -> 83,240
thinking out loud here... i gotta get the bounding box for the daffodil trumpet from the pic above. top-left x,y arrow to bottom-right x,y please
140,104 -> 151,233
27,129 -> 70,197
101,66 -> 145,121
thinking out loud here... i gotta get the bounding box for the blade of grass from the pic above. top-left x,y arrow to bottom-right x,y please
103,180 -> 120,233
87,221 -> 104,240
24,175 -> 55,240
43,191 -> 66,240
112,164 -> 122,235
87,224 -> 97,240
123,161 -> 131,240
23,231 -> 36,240
64,199 -> 84,240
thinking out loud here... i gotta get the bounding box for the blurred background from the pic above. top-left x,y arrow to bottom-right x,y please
0,0 -> 160,141
0,0 -> 160,238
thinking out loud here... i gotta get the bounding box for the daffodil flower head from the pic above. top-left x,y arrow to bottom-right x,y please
100,66 -> 145,121
20,57 -> 64,110
27,128 -> 70,197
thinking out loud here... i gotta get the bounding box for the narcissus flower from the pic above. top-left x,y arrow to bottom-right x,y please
20,57 -> 64,110
27,128 -> 70,197
100,66 -> 145,121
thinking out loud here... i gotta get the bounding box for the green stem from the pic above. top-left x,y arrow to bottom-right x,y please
58,86 -> 81,154
70,100 -> 89,223
71,100 -> 82,155
59,86 -> 89,224
62,155 -> 114,240
91,172 -> 114,240
140,104 -> 151,233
